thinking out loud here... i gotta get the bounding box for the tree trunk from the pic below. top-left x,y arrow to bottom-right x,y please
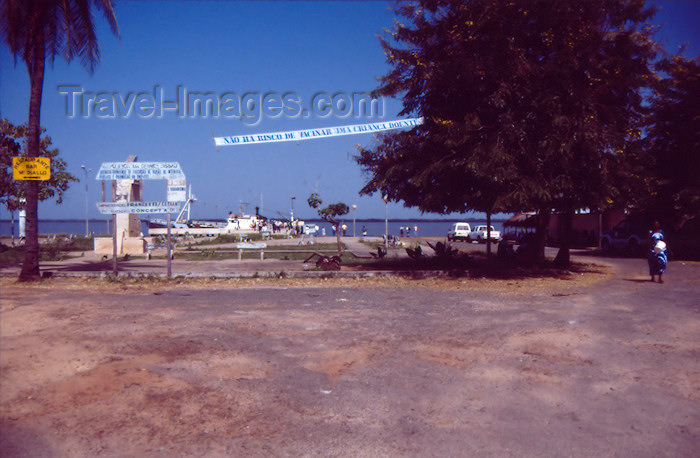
334,222 -> 342,256
554,207 -> 574,268
534,208 -> 550,266
19,32 -> 46,282
486,211 -> 492,257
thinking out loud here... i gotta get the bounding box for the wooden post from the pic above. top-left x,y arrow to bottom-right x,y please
102,180 -> 108,236
166,213 -> 172,278
112,214 -> 118,276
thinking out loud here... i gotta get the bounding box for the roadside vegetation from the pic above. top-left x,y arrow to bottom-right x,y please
0,235 -> 94,262
1,0 -> 119,281
356,0 -> 698,268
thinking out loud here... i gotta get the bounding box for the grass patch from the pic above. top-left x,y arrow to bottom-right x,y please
186,232 -> 287,247
0,244 -> 24,262
61,235 -> 95,251
264,242 -> 344,252
0,235 -> 96,262
176,243 -> 344,261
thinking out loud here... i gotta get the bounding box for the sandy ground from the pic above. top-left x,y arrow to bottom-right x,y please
1,257 -> 699,457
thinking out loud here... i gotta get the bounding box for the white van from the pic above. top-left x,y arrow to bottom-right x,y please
447,222 -> 472,242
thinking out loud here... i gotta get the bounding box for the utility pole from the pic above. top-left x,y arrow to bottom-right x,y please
80,165 -> 91,236
352,204 -> 357,237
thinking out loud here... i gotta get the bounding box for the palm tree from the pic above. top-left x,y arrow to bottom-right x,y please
1,0 -> 119,281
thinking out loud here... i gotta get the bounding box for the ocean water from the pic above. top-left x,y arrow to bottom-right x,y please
0,219 -> 142,238
0,219 -> 505,238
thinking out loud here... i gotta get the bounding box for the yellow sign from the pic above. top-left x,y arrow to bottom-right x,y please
13,157 -> 51,181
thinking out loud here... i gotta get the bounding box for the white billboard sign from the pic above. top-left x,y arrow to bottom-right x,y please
96,162 -> 185,181
167,179 -> 187,202
96,201 -> 181,215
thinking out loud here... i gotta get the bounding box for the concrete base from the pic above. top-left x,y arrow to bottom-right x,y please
94,237 -> 146,255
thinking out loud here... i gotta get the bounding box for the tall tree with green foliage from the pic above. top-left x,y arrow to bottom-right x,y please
356,0 -> 658,266
644,56 -> 700,228
1,119 -> 78,215
0,0 -> 119,281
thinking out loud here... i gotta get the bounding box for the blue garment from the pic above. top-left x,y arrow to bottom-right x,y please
648,231 -> 667,275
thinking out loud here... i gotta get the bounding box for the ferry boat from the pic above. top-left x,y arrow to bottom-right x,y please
143,186 -> 278,237
147,212 -> 266,237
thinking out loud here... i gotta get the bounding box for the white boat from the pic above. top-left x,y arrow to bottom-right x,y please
148,213 -> 266,237
145,186 -> 277,237
220,214 -> 259,234
145,186 -> 197,231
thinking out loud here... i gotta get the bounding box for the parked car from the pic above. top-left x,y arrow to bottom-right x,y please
468,225 -> 501,243
447,222 -> 471,242
601,218 -> 648,255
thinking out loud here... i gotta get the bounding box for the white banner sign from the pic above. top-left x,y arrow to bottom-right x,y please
96,201 -> 181,215
214,117 -> 424,147
96,162 -> 185,181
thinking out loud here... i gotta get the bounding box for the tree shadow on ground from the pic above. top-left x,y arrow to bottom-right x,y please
347,253 -> 606,280
570,248 -> 644,259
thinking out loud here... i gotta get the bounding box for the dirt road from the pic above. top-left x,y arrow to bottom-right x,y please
1,257 -> 698,456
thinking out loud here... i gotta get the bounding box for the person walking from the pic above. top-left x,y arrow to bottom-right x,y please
648,221 -> 667,283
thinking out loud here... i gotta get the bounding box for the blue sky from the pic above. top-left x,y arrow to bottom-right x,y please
1,0 -> 699,222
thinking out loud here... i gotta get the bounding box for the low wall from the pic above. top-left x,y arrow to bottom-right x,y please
147,227 -> 224,237
94,237 -> 146,255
